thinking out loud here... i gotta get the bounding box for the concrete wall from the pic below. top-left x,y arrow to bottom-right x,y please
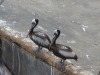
1,38 -> 65,75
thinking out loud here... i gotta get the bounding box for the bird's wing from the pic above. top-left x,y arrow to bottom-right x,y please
55,44 -> 73,52
58,50 -> 77,61
58,49 -> 75,57
54,44 -> 75,57
32,31 -> 51,46
34,31 -> 51,42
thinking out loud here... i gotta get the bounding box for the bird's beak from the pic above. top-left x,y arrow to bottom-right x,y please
26,26 -> 33,38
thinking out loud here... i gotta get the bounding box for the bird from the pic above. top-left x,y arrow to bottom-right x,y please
26,19 -> 51,51
50,29 -> 78,64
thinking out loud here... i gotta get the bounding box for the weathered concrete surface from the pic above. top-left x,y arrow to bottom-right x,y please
0,37 -> 12,75
0,63 -> 12,75
1,39 -> 51,75
0,0 -> 100,75
1,37 -> 65,75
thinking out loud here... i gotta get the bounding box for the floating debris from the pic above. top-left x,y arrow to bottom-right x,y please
82,25 -> 88,32
67,40 -> 76,44
86,55 -> 90,60
71,20 -> 75,23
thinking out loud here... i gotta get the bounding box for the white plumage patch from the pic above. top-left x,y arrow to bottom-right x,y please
32,19 -> 36,24
32,34 -> 49,47
37,32 -> 46,37
59,50 -> 75,57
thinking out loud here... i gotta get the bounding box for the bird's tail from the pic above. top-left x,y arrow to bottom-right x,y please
74,55 -> 78,61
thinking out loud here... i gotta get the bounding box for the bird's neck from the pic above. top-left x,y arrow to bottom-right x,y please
29,25 -> 36,34
51,35 -> 59,45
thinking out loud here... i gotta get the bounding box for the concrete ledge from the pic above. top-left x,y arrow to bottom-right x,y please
0,25 -> 94,75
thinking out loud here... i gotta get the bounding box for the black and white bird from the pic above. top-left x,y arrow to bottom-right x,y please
26,19 -> 51,50
50,29 -> 78,63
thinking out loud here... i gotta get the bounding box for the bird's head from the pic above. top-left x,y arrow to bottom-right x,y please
26,19 -> 39,38
54,29 -> 60,37
32,19 -> 39,27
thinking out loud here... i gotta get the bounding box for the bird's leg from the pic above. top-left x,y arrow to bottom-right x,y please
55,59 -> 65,71
60,59 -> 64,64
60,59 -> 65,67
38,46 -> 42,51
60,59 -> 65,71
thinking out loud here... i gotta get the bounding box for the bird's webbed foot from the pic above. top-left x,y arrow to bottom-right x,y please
55,59 -> 65,70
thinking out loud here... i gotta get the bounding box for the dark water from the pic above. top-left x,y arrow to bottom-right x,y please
0,0 -> 100,75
